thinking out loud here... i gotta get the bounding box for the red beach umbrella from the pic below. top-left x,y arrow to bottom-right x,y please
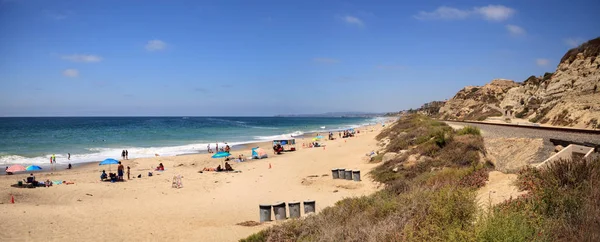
6,164 -> 27,173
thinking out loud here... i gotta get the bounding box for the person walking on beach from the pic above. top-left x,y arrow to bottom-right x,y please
68,153 -> 70,160
121,150 -> 125,160
126,166 -> 130,180
51,154 -> 56,171
215,142 -> 219,153
117,162 -> 124,181
125,150 -> 129,160
207,144 -> 212,153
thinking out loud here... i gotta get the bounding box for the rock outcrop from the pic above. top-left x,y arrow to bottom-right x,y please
439,79 -> 519,120
438,37 -> 600,128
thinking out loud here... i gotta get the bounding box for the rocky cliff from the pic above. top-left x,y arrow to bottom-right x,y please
438,37 -> 600,128
439,79 -> 519,120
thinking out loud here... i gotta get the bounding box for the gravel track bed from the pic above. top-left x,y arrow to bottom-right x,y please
445,121 -> 600,163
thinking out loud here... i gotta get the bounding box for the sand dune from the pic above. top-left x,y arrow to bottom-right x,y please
0,125 -> 383,241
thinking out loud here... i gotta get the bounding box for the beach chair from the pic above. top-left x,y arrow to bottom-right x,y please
172,175 -> 183,188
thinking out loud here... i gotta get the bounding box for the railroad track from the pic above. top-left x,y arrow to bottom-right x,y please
441,120 -> 600,152
441,119 -> 600,135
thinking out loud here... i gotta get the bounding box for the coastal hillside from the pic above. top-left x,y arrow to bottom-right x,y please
438,37 -> 600,128
438,79 -> 519,121
242,115 -> 600,241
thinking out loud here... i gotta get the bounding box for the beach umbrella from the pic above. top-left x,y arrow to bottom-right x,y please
211,152 -> 231,158
99,158 -> 119,172
26,165 -> 42,171
6,164 -> 26,173
212,152 -> 231,167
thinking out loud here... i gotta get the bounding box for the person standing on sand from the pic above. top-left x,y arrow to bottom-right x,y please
125,150 -> 129,160
127,166 -> 130,180
121,150 -> 125,160
117,162 -> 124,181
216,142 -> 219,153
68,153 -> 70,160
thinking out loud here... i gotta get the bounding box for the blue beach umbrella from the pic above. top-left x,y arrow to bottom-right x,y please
99,158 -> 119,165
212,152 -> 231,167
211,152 -> 231,158
99,158 -> 120,172
26,165 -> 42,171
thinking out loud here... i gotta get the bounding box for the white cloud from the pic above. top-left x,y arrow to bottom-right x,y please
61,54 -> 102,63
474,5 -> 515,21
145,40 -> 166,51
414,6 -> 470,20
341,15 -> 364,27
313,58 -> 340,64
506,24 -> 525,35
414,5 -> 515,21
536,58 -> 550,67
63,69 -> 79,78
564,38 -> 584,47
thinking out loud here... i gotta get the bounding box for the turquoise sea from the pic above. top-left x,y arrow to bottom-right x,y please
0,116 -> 385,166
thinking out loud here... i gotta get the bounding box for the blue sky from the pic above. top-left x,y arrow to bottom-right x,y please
1,0 -> 599,116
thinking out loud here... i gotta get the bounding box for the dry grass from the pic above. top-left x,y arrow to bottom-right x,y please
241,115 -> 489,241
241,115 -> 600,241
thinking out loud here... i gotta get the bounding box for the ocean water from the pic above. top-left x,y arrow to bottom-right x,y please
0,117 -> 385,165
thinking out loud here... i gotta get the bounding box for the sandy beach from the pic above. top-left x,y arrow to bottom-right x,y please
0,124 -> 384,241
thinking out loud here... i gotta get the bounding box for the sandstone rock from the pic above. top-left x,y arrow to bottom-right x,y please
407,154 -> 420,164
418,155 -> 430,163
437,37 -> 600,128
382,152 -> 399,163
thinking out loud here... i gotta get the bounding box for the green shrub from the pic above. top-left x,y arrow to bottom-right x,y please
515,108 -> 529,118
404,186 -> 477,241
476,209 -> 541,241
457,126 -> 481,136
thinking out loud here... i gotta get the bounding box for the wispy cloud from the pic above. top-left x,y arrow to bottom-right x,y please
564,38 -> 584,48
536,58 -> 550,67
341,15 -> 364,27
376,65 -> 407,70
61,54 -> 102,63
313,58 -> 340,64
63,69 -> 79,78
145,40 -> 167,51
414,5 -> 515,21
473,5 -> 515,21
506,24 -> 526,35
